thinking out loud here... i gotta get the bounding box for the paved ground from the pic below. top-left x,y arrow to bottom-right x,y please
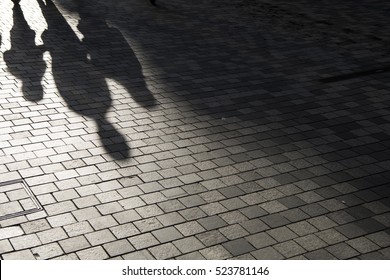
0,0 -> 389,260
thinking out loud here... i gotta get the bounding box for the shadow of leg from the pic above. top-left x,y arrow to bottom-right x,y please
96,117 -> 130,160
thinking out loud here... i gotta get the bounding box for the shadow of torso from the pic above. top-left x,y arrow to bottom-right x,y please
38,0 -> 130,159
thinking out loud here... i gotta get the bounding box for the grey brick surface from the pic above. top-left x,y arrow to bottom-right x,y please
76,246 -> 109,260
148,243 -> 181,259
251,247 -> 284,260
103,240 -> 135,257
0,0 -> 389,260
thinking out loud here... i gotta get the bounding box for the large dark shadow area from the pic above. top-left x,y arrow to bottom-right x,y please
57,0 -> 390,250
5,0 -> 158,160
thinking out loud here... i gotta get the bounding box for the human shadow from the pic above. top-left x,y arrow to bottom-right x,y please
77,3 -> 157,108
3,0 -> 46,102
37,0 -> 131,159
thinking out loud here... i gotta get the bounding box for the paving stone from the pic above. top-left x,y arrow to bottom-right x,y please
158,200 -> 186,213
240,219 -> 270,234
304,249 -> 338,260
200,202 -> 227,215
136,205 -> 164,218
85,229 -> 116,246
273,240 -> 306,258
96,201 -> 123,215
152,226 -> 183,243
307,216 -> 338,230
128,233 -> 160,250
52,253 -> 79,260
316,229 -> 348,245
59,236 -> 90,253
327,211 -> 356,225
176,251 -> 206,260
261,214 -> 290,228
280,208 -> 310,222
198,216 -> 228,230
10,234 -> 41,250
200,245 -> 232,259
173,236 -> 205,254
367,231 -> 390,247
335,223 -> 367,239
64,221 -> 94,237
134,217 -> 163,233
251,246 -> 284,260
175,221 -> 205,236
278,196 -> 306,208
72,207 -> 102,221
103,239 -> 135,257
380,248 -> 390,259
2,249 -> 36,260
47,213 -> 77,228
123,249 -> 155,260
119,197 -> 146,209
149,243 -> 181,259
76,246 -> 109,260
359,252 -> 388,260
347,237 -> 380,254
44,201 -> 77,216
113,210 -> 142,224
197,230 -> 228,247
222,238 -> 255,256
220,211 -> 248,224
245,232 -> 277,249
32,243 -> 64,260
355,217 -> 387,233
219,224 -> 248,240
110,223 -> 140,239
179,195 -> 207,208
267,227 -> 299,242
74,196 -> 101,209
0,226 -> 24,239
288,221 -> 318,236
325,243 -> 360,259
37,228 -> 68,244
260,201 -> 288,214
89,215 -> 118,230
157,212 -> 185,226
0,240 -> 14,254
294,234 -> 327,251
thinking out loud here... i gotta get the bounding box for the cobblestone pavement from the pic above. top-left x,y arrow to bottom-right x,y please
0,0 -> 389,260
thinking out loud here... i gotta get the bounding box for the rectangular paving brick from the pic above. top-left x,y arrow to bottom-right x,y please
325,243 -> 360,259
76,246 -> 109,260
200,245 -> 232,260
59,236 -> 90,253
85,229 -> 116,246
103,239 -> 135,257
173,236 -> 205,254
10,234 -> 41,250
32,243 -> 64,260
37,228 -> 68,244
128,233 -> 159,250
273,240 -> 306,258
149,243 -> 181,259
152,226 -> 183,243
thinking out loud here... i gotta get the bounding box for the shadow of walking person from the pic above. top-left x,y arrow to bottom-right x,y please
77,3 -> 157,108
37,0 -> 130,160
3,0 -> 46,102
